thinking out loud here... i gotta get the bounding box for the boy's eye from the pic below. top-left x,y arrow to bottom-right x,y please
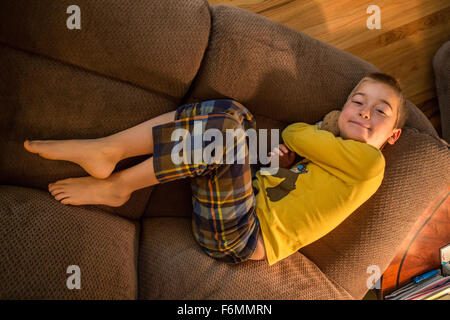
352,100 -> 386,114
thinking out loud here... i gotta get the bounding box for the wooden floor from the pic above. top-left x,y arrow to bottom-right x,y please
208,0 -> 450,138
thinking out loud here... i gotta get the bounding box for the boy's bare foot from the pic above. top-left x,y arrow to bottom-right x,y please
24,138 -> 120,179
48,175 -> 131,207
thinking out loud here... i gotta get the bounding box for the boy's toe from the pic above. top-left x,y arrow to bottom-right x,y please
24,140 -> 31,151
54,193 -> 68,201
50,188 -> 63,196
60,198 -> 72,205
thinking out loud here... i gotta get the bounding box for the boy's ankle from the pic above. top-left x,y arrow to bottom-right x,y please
98,137 -> 124,163
107,172 -> 131,196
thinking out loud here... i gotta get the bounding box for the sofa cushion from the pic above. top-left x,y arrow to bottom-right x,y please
144,178 -> 194,219
0,185 -> 139,299
0,44 -> 174,219
0,0 -> 211,98
138,217 -> 354,300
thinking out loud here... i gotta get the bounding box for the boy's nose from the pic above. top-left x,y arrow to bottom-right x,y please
359,108 -> 371,119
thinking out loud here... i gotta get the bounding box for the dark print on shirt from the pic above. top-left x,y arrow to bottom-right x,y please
265,162 -> 309,202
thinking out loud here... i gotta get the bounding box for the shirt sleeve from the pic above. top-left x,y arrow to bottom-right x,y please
281,122 -> 385,183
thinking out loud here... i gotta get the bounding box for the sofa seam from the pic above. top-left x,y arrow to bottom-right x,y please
0,40 -> 179,103
180,1 -> 213,104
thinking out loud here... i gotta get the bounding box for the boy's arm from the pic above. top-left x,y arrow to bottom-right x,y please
281,122 -> 385,182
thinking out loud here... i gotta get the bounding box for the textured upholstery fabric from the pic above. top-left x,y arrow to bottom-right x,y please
0,185 -> 139,299
404,100 -> 441,139
139,217 -> 354,300
0,0 -> 211,99
433,41 -> 450,142
144,178 -> 193,219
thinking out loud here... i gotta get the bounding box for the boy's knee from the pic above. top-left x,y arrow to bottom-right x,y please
218,118 -> 247,150
221,115 -> 245,131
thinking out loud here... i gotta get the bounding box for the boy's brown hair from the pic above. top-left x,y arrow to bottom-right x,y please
347,72 -> 408,129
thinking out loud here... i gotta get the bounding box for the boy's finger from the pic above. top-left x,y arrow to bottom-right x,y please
273,147 -> 282,155
280,145 -> 288,153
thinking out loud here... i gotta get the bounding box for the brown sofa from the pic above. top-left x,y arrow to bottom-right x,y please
433,40 -> 450,143
0,0 -> 448,300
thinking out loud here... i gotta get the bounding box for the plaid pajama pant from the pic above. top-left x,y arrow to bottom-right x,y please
151,99 -> 261,264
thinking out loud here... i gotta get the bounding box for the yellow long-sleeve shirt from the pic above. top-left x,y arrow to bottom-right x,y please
253,122 -> 385,266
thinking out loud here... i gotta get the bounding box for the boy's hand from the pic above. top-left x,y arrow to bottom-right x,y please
268,144 -> 295,169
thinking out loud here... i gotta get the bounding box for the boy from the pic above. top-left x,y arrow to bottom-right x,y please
23,72 -> 407,266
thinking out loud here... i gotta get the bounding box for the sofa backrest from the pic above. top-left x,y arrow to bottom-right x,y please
0,0 -> 211,99
0,0 -> 211,219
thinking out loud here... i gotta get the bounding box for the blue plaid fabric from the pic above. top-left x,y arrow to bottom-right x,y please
151,99 -> 261,263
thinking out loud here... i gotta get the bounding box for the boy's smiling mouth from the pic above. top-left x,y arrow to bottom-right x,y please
349,120 -> 371,130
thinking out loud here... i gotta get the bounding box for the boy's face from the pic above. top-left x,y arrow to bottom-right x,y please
338,80 -> 402,149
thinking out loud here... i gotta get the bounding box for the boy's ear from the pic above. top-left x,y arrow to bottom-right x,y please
318,110 -> 341,136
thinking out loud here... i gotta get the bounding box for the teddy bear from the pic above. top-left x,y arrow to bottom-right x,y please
315,109 -> 341,137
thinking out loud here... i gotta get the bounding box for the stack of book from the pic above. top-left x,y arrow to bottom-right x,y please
385,269 -> 450,300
